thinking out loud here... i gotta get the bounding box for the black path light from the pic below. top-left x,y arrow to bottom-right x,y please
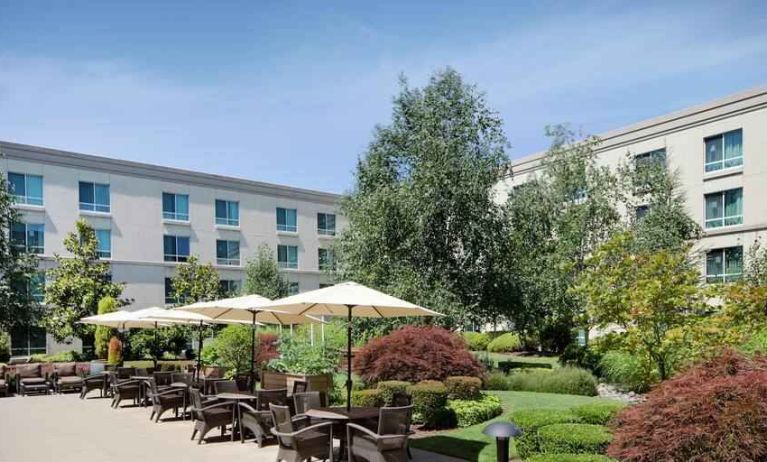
483,421 -> 522,462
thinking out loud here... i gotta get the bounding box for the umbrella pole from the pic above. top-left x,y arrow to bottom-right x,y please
196,320 -> 203,381
346,304 -> 353,411
251,310 -> 257,392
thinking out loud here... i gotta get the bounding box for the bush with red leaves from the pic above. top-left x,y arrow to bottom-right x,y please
255,332 -> 279,367
608,349 -> 767,462
353,326 -> 486,383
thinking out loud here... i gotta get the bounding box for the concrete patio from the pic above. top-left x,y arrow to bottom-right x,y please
0,393 -> 464,462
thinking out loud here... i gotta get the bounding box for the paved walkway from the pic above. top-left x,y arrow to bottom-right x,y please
0,393 -> 464,462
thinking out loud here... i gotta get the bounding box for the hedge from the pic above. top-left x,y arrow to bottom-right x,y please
538,424 -> 612,455
498,361 -> 553,373
487,333 -> 522,353
571,402 -> 626,425
351,389 -> 385,407
525,454 -> 616,462
377,380 -> 411,406
447,393 -> 502,427
506,367 -> 598,396
485,371 -> 509,390
407,382 -> 453,428
444,376 -> 482,400
462,331 -> 492,351
510,408 -> 581,458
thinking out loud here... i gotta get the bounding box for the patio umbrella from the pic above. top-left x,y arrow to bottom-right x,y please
263,281 -> 442,410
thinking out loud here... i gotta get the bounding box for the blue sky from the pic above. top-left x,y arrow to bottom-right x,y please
1,1 -> 765,193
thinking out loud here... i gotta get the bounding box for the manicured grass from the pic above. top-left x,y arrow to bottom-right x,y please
474,351 -> 561,369
410,391 -> 615,462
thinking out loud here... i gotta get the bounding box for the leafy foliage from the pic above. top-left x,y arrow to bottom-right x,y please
559,344 -> 603,376
351,388 -> 385,407
42,219 -> 125,342
498,360 -> 553,373
485,371 -> 510,390
94,296 -> 117,360
525,454 -> 615,462
510,408 -> 582,458
570,402 -> 626,425
267,335 -> 339,375
444,376 -> 483,400
127,325 -> 190,360
538,424 -> 612,455
210,325 -> 254,376
243,244 -> 289,299
376,380 -> 411,405
407,381 -> 454,428
354,326 -> 485,383
608,350 -> 767,462
505,367 -> 598,396
486,332 -> 522,352
462,331 -> 492,351
598,351 -> 656,393
447,393 -> 502,427
170,255 -> 222,304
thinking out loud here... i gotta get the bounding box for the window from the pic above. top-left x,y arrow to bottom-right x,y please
277,207 -> 297,232
79,182 -> 110,213
635,148 -> 667,170
8,172 -> 43,206
317,213 -> 336,236
706,246 -> 743,283
164,278 -> 177,304
214,199 -> 239,226
318,248 -> 336,271
162,193 -> 189,221
288,282 -> 299,296
277,244 -> 298,269
705,188 -> 743,229
30,272 -> 45,304
220,279 -> 241,296
94,229 -> 112,259
11,222 -> 44,254
164,235 -> 190,262
10,325 -> 47,356
635,205 -> 650,220
216,240 -> 240,266
705,129 -> 743,172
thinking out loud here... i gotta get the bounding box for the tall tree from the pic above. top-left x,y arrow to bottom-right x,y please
169,255 -> 221,304
42,219 -> 124,342
336,68 -> 511,329
243,244 -> 290,299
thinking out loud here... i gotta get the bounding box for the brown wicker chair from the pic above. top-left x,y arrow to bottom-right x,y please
213,380 -> 239,394
80,372 -> 107,399
153,371 -> 173,388
148,378 -> 185,422
270,403 -> 333,462
0,365 -> 7,397
292,379 -> 308,395
189,388 -> 233,444
16,363 -> 48,396
347,406 -> 413,462
171,372 -> 193,385
51,362 -> 84,394
239,388 -> 289,447
110,374 -> 141,408
293,391 -> 323,416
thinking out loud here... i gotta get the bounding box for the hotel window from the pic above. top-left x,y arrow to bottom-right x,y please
79,181 -> 110,213
635,148 -> 667,170
706,246 -> 743,283
635,205 -> 650,220
317,213 -> 336,236
318,248 -> 336,271
164,278 -> 177,304
288,282 -> 299,296
277,244 -> 298,269
10,325 -> 47,356
8,172 -> 43,206
216,240 -> 240,266
30,271 -> 46,304
220,279 -> 241,296
95,229 -> 112,259
277,207 -> 297,232
163,193 -> 189,221
215,200 -> 239,226
705,129 -> 742,172
163,235 -> 190,262
11,222 -> 44,254
705,188 -> 743,229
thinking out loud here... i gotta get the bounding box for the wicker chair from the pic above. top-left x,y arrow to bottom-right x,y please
16,363 -> 48,396
239,388 -> 289,447
153,371 -> 173,388
0,365 -> 7,397
148,378 -> 185,422
116,367 -> 136,381
292,380 -> 308,395
171,372 -> 193,386
293,391 -> 323,416
189,388 -> 233,444
213,380 -> 239,394
80,372 -> 107,399
51,362 -> 84,394
347,406 -> 413,462
110,374 -> 141,408
270,403 -> 333,462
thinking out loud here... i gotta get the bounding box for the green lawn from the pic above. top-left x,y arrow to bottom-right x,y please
411,390 -> 614,462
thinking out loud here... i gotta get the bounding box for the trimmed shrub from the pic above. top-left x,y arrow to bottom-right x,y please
354,326 -> 486,383
377,380 -> 411,406
571,402 -> 626,425
506,367 -> 598,396
30,350 -> 82,363
559,344 -> 603,376
538,424 -> 612,455
599,351 -> 656,393
526,454 -> 615,462
351,389 -> 385,407
462,331 -> 492,351
498,361 -> 553,373
444,376 -> 482,400
510,408 -> 581,458
485,371 -> 509,390
407,382 -> 453,428
448,393 -> 502,427
608,350 -> 767,462
487,332 -> 522,353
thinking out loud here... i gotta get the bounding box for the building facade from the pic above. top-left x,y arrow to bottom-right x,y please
1,141 -> 344,356
497,87 -> 767,285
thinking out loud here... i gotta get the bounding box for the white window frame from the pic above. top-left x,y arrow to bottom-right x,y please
704,188 -> 743,229
706,247 -> 743,284
163,192 -> 190,221
8,172 -> 44,206
215,199 -> 239,226
216,240 -> 240,266
317,212 -> 336,236
277,207 -> 298,232
163,235 -> 190,262
704,129 -> 743,173
278,244 -> 298,270
79,181 -> 111,213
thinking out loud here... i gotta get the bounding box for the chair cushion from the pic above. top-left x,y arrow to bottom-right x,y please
17,364 -> 41,379
21,377 -> 47,385
54,362 -> 77,377
356,433 -> 406,453
0,379 -> 6,387
58,376 -> 84,385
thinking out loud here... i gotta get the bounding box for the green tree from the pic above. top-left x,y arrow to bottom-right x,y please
94,296 -> 117,359
42,219 -> 124,342
336,68 -> 511,329
243,244 -> 289,299
169,255 -> 222,304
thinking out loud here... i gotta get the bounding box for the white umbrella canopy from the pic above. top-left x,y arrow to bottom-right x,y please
175,294 -> 315,325
79,310 -> 170,329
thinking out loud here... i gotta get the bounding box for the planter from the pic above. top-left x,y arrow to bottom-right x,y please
285,373 -> 333,396
261,370 -> 288,390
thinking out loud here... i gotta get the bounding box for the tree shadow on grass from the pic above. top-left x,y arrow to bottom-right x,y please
411,435 -> 490,462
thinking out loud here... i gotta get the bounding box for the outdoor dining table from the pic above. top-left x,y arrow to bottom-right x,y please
304,407 -> 380,460
130,376 -> 152,407
169,382 -> 190,419
215,392 -> 256,442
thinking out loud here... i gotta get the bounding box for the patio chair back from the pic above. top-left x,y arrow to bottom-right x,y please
17,363 -> 42,379
291,380 -> 308,395
214,380 -> 238,394
53,362 -> 77,377
293,391 -> 322,415
171,372 -> 193,385
378,405 -> 412,435
269,403 -> 294,433
202,366 -> 226,379
189,388 -> 204,420
135,367 -> 149,377
256,388 -> 288,410
116,367 -> 135,380
153,371 -> 172,386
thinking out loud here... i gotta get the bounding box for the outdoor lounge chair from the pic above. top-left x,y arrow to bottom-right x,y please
0,365 -> 8,397
80,371 -> 108,399
293,391 -> 323,416
213,380 -> 239,394
110,374 -> 141,408
148,378 -> 185,422
189,388 -> 233,444
270,403 -> 333,462
238,388 -> 289,447
171,372 -> 193,386
51,362 -> 84,394
16,363 -> 48,396
346,406 -> 413,462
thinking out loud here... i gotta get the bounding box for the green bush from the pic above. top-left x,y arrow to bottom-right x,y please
498,361 -> 553,373
407,382 -> 453,428
537,424 -> 612,455
30,350 -> 83,363
0,331 -> 9,363
526,454 -> 616,462
487,332 -> 522,353
570,402 -> 626,425
351,389 -> 385,407
559,344 -> 603,375
599,351 -> 656,393
462,331 -> 492,351
740,328 -> 767,355
95,296 -> 118,359
510,408 -> 581,458
485,371 -> 509,390
444,376 -> 482,400
447,393 -> 502,427
377,380 -> 411,405
267,334 -> 339,375
506,367 -> 598,396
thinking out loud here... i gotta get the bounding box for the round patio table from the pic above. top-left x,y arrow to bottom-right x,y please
130,376 -> 151,407
216,392 -> 256,442
304,407 -> 380,460
169,382 -> 191,419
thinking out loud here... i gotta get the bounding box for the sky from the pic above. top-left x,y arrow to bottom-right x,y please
1,1 -> 765,194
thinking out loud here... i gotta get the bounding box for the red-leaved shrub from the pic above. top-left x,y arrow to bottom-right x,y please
608,349 -> 767,461
255,332 -> 279,367
353,326 -> 485,383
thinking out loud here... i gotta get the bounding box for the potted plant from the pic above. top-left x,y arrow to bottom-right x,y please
265,336 -> 339,395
